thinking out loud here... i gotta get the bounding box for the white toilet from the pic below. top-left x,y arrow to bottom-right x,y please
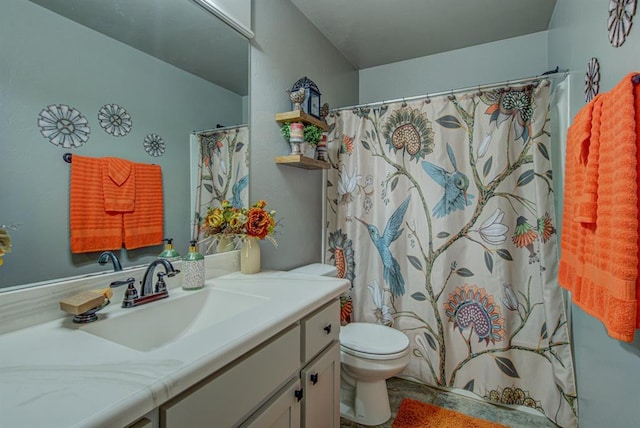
290,264 -> 411,426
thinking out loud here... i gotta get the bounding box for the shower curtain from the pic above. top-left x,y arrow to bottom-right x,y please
325,83 -> 577,427
191,125 -> 249,251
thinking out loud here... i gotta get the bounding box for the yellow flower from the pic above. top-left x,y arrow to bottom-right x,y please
207,208 -> 224,228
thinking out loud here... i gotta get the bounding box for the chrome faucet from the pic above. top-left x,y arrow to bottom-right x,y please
110,259 -> 180,308
98,251 -> 122,272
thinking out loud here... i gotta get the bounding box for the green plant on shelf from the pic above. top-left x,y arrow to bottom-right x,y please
280,123 -> 323,146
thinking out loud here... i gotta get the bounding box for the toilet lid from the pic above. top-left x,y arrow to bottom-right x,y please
340,322 -> 409,355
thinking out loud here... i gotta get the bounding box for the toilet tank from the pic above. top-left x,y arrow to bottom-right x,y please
289,263 -> 338,277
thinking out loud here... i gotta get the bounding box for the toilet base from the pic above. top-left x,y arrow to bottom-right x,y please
340,377 -> 392,426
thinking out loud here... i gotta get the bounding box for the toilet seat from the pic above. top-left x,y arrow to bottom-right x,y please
340,323 -> 409,360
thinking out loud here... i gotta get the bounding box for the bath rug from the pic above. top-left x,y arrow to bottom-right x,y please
392,398 -> 506,428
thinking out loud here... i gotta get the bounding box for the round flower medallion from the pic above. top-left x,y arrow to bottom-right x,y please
98,103 -> 132,137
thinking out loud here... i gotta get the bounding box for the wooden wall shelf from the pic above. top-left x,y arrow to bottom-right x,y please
275,155 -> 330,170
275,110 -> 329,131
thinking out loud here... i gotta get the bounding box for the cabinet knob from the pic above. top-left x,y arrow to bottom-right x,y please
295,388 -> 304,402
310,373 -> 318,385
323,324 -> 332,334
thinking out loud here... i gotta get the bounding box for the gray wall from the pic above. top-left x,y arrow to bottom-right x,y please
249,0 -> 358,270
0,0 -> 244,288
359,31 -> 549,103
548,1 -> 640,427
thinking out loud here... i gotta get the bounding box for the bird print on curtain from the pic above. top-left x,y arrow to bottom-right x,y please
324,83 -> 577,427
356,196 -> 411,296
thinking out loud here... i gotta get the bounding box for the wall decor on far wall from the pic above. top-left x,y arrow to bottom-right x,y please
143,133 -> 165,157
37,104 -> 90,148
608,0 -> 637,47
585,57 -> 601,102
97,103 -> 132,137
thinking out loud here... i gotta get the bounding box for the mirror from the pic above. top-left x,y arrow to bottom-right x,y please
0,0 -> 249,290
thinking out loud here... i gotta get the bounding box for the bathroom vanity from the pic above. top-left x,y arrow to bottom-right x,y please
0,255 -> 348,427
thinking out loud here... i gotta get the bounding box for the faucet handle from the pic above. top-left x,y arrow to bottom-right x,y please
155,272 -> 168,293
110,277 -> 138,308
110,277 -> 136,288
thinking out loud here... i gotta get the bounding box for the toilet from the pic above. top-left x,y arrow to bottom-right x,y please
290,264 -> 410,426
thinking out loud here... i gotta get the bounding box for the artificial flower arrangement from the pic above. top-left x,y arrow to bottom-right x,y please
200,199 -> 278,251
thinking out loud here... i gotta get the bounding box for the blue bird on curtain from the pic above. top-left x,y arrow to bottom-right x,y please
421,143 -> 474,217
231,174 -> 248,208
356,196 -> 411,297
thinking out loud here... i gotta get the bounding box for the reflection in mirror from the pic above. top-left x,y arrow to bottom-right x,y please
0,0 -> 249,290
190,125 -> 249,254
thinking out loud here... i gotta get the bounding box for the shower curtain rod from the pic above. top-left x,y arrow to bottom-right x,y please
191,123 -> 248,136
331,69 -> 570,112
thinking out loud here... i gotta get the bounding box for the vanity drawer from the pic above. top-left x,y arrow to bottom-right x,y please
160,325 -> 301,428
301,299 -> 340,362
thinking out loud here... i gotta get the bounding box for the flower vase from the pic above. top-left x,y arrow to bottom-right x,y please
216,235 -> 235,253
240,236 -> 261,274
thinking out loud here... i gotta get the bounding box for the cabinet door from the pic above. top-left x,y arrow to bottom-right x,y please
160,326 -> 300,428
240,378 -> 302,428
301,341 -> 340,428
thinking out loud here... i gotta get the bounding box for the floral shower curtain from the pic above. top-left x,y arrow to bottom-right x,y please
192,125 -> 249,251
325,83 -> 578,427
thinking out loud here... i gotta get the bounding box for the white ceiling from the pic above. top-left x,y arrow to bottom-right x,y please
290,0 -> 558,69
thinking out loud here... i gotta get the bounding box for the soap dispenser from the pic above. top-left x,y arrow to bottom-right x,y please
158,238 -> 181,261
182,240 -> 204,290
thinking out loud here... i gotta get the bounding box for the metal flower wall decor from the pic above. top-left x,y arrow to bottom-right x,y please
608,0 -> 637,47
98,103 -> 132,137
585,57 -> 601,102
38,104 -> 91,148
143,133 -> 166,157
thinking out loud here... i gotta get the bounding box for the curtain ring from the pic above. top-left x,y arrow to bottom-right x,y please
401,98 -> 407,108
424,95 -> 431,104
447,90 -> 455,101
505,80 -> 511,91
476,86 -> 483,96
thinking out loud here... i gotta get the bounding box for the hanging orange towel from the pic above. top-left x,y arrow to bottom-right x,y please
102,157 -> 135,212
70,155 -> 123,253
123,163 -> 164,249
559,72 -> 640,342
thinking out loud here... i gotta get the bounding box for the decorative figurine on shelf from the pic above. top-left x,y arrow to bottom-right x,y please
290,76 -> 322,118
320,102 -> 330,122
316,134 -> 328,161
287,87 -> 306,111
288,122 -> 304,155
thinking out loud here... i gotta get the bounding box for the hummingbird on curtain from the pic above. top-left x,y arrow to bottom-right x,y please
421,143 -> 474,218
355,196 -> 411,297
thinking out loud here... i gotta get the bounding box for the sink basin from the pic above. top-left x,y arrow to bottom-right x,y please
80,287 -> 269,352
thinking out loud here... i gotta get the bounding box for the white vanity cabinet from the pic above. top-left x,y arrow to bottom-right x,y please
157,298 -> 341,428
159,325 -> 301,428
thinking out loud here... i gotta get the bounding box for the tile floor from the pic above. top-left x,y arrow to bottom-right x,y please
339,377 -> 558,428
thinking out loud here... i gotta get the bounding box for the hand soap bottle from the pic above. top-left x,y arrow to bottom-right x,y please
158,238 -> 181,261
182,240 -> 204,290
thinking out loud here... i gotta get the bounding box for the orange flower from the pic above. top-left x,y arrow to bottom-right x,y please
246,207 -> 275,239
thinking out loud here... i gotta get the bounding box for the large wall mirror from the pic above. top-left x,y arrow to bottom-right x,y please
0,0 -> 249,290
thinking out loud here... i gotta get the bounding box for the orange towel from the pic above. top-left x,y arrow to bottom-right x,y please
70,155 -> 123,253
123,163 -> 164,249
559,72 -> 640,342
103,157 -> 135,212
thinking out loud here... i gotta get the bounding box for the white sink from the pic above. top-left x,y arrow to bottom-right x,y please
80,287 -> 269,352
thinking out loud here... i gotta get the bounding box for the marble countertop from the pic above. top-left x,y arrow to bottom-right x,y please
0,270 -> 349,428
